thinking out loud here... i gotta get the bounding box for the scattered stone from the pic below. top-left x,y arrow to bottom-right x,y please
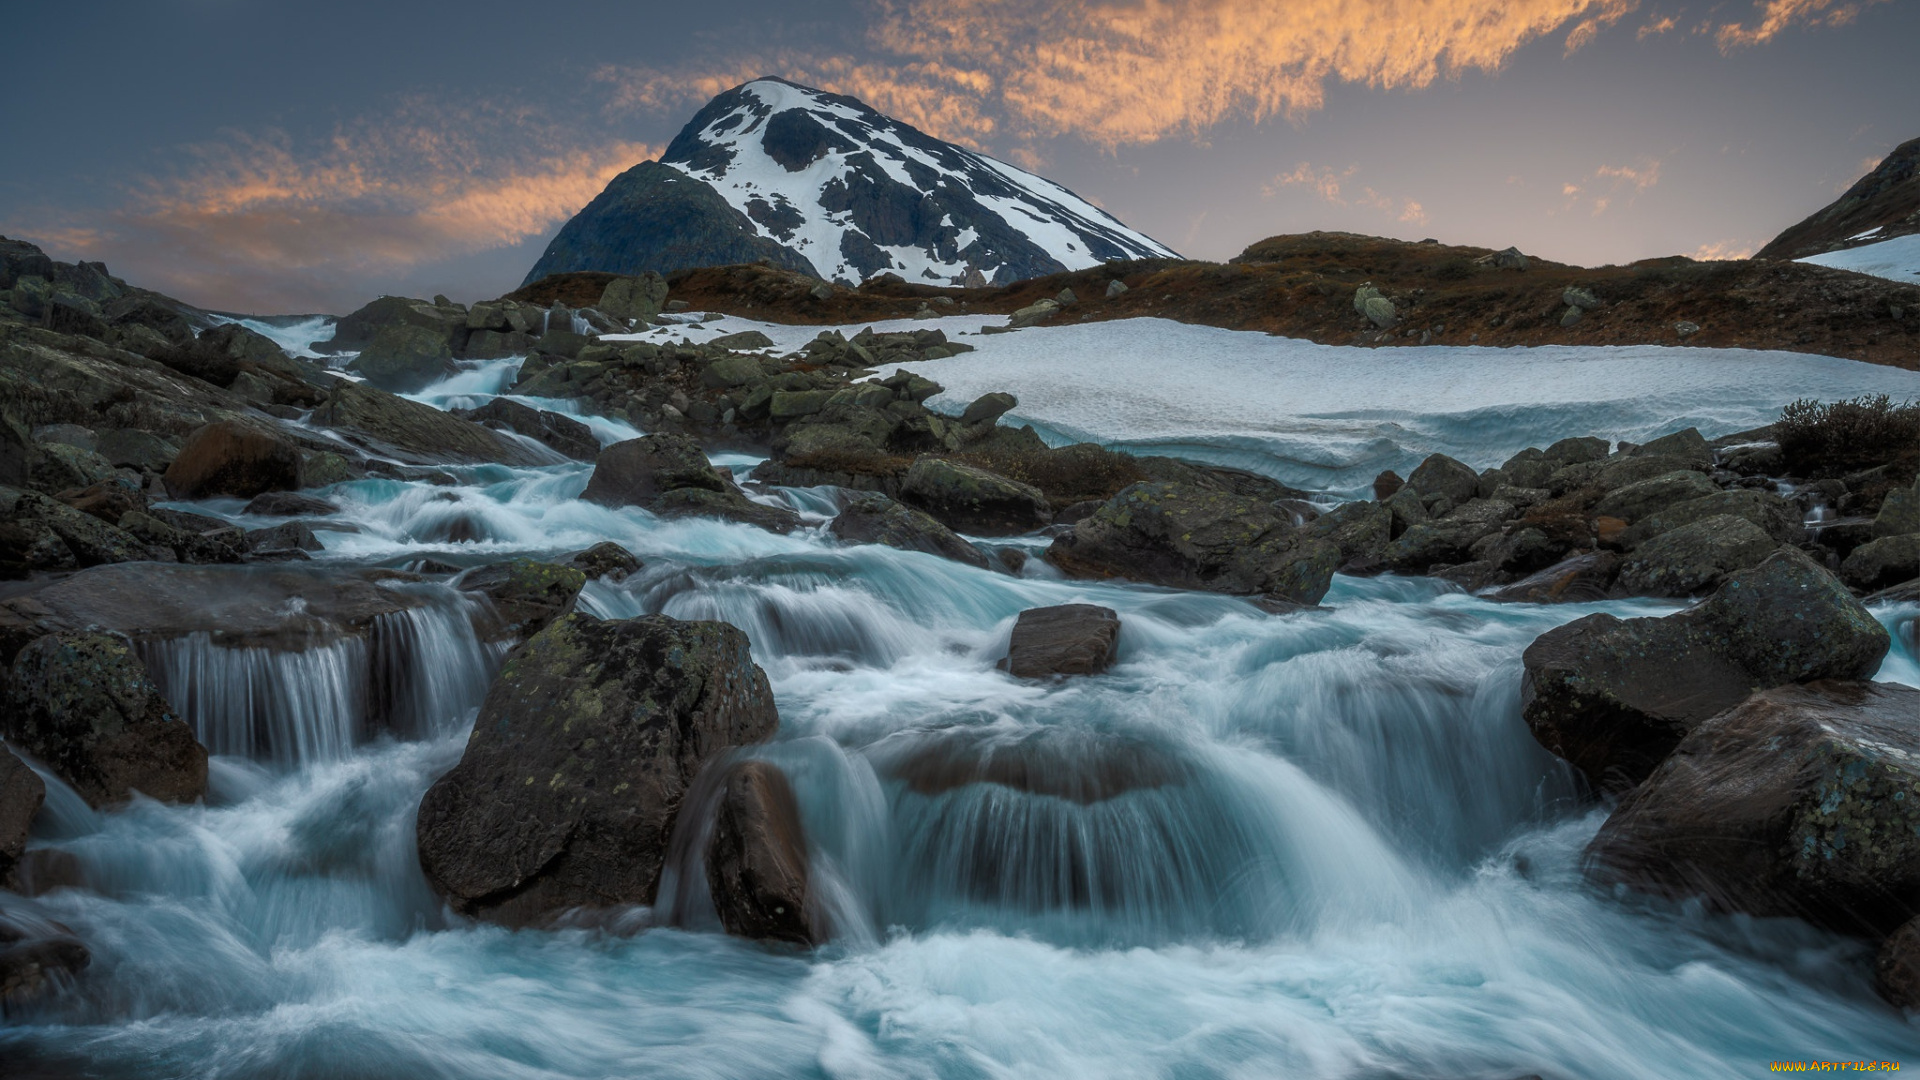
415,613 -> 778,925
1520,550 -> 1888,791
1591,470 -> 1719,524
4,631 -> 207,808
1002,604 -> 1121,678
1372,470 -> 1405,501
1105,280 -> 1128,299
1587,681 -> 1920,935
597,273 -> 668,321
828,492 -> 989,568
1479,247 -> 1530,270
568,541 -> 642,581
1559,306 -> 1583,328
708,330 -> 774,351
1008,299 -> 1061,328
1056,288 -> 1078,306
959,392 -> 1017,427
1405,453 -> 1480,507
1562,287 -> 1602,310
1674,321 -> 1700,337
705,759 -> 815,945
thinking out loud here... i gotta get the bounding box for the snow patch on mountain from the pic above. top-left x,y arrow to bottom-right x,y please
661,78 -> 1177,286
1799,233 -> 1920,284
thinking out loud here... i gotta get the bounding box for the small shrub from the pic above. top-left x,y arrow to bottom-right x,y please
1775,395 -> 1920,476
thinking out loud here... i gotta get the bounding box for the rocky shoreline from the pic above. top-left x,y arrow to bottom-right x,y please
4,232 -> 1920,1020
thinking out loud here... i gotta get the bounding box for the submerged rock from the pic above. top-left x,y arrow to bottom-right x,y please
705,760 -> 814,946
828,492 -> 988,568
1048,482 -> 1339,605
415,613 -> 779,925
1587,681 -> 1920,935
1520,551 -> 1888,791
4,630 -> 207,807
451,398 -> 599,462
568,541 -> 642,581
582,434 -> 799,533
0,907 -> 90,1006
1002,604 -> 1121,679
0,747 -> 44,883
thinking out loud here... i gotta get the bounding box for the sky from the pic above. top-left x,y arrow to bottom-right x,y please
1,0 -> 1913,315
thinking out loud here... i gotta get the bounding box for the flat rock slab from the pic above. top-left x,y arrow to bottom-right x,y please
1002,604 -> 1121,678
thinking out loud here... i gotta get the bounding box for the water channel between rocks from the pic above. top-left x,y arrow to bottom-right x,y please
7,317 -> 1920,1079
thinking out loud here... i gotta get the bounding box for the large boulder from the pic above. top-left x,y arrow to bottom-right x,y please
0,487 -> 145,570
1612,515 -> 1779,598
1520,550 -> 1888,791
1877,917 -> 1920,1009
313,380 -> 548,466
1002,604 -> 1121,678
597,274 -> 669,322
4,631 -> 207,807
0,747 -> 44,883
323,295 -> 463,354
1383,498 -> 1516,572
415,613 -> 779,924
1404,453 -> 1480,508
705,759 -> 815,945
568,541 -> 642,581
1591,470 -> 1720,524
456,559 -> 587,641
1841,534 -> 1920,592
1620,489 -> 1804,548
1300,500 -> 1392,565
451,398 -> 599,461
827,492 -> 988,568
348,324 -> 457,393
162,421 -> 303,499
899,457 -> 1051,536
155,323 -> 286,388
1587,681 -> 1920,935
1047,482 -> 1340,604
582,434 -> 800,533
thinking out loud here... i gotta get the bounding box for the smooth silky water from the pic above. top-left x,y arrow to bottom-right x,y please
5,342 -> 1919,1078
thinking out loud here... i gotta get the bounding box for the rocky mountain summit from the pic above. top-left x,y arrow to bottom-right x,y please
524,77 -> 1177,288
1758,134 -> 1920,262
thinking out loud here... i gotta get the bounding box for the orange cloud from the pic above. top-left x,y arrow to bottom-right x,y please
1715,0 -> 1888,49
1562,158 -> 1662,215
1689,240 -> 1755,260
22,101 -> 653,311
1266,162 -> 1428,226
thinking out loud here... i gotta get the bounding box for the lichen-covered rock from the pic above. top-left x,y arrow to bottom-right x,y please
705,760 -> 814,945
1002,604 -> 1121,678
828,492 -> 988,568
415,613 -> 779,924
1591,470 -> 1720,524
1621,489 -> 1805,548
1383,499 -> 1516,572
900,457 -> 1051,536
348,324 -> 456,393
457,559 -> 587,640
1047,482 -> 1340,605
582,434 -> 799,533
1613,514 -> 1778,598
1587,681 -> 1920,935
0,487 -> 146,568
161,421 -> 303,499
4,631 -> 207,807
1520,550 -> 1887,790
1842,534 -> 1920,592
1630,427 -> 1711,466
1301,500 -> 1392,565
598,273 -> 668,322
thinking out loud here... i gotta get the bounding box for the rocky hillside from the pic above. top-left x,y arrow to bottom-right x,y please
523,77 -> 1176,288
520,230 -> 1920,369
1757,135 -> 1920,262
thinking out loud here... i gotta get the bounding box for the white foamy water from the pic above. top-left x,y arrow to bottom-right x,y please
7,324 -> 1919,1077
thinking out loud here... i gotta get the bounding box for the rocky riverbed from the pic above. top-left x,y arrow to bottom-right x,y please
3,236 -> 1920,1075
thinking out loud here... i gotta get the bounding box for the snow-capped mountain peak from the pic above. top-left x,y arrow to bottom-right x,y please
524,78 -> 1177,287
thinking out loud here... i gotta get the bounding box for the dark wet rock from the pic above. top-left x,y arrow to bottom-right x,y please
313,380 -> 548,467
161,421 -> 303,499
243,491 -> 339,517
1,486 -> 145,568
899,457 -> 1051,536
583,433 -> 732,507
1002,604 -> 1121,678
568,541 -> 642,581
1047,482 -> 1340,605
55,480 -> 141,524
1405,453 -> 1480,508
0,747 -> 44,882
1487,552 -> 1620,604
959,392 -> 1018,427
1631,427 -> 1712,466
651,486 -> 802,533
1301,501 -> 1392,565
348,324 -> 456,393
1520,550 -> 1888,791
597,274 -> 669,322
1549,454 -> 1704,499
828,492 -> 988,568
1591,470 -> 1720,524
1613,515 -> 1779,598
705,759 -> 814,946
1621,489 -> 1805,548
1587,681 -> 1920,935
1877,916 -> 1920,1009
456,559 -> 587,640
0,412 -> 39,489
1842,534 -> 1920,592
1384,499 -> 1517,572
154,323 -> 286,388
451,397 -> 599,462
1873,485 -> 1920,539
322,295 -> 464,356
3,562 -> 428,650
0,907 -> 90,1005
4,630 -> 207,807
415,612 -> 779,925
118,510 -> 243,565
244,521 -> 324,554
1372,470 -> 1404,501
707,330 -> 774,351
887,728 -> 1187,804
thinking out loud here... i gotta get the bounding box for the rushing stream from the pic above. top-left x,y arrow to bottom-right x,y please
6,321 -> 1920,1078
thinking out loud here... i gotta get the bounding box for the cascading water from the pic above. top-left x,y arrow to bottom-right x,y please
7,318 -> 1920,1079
